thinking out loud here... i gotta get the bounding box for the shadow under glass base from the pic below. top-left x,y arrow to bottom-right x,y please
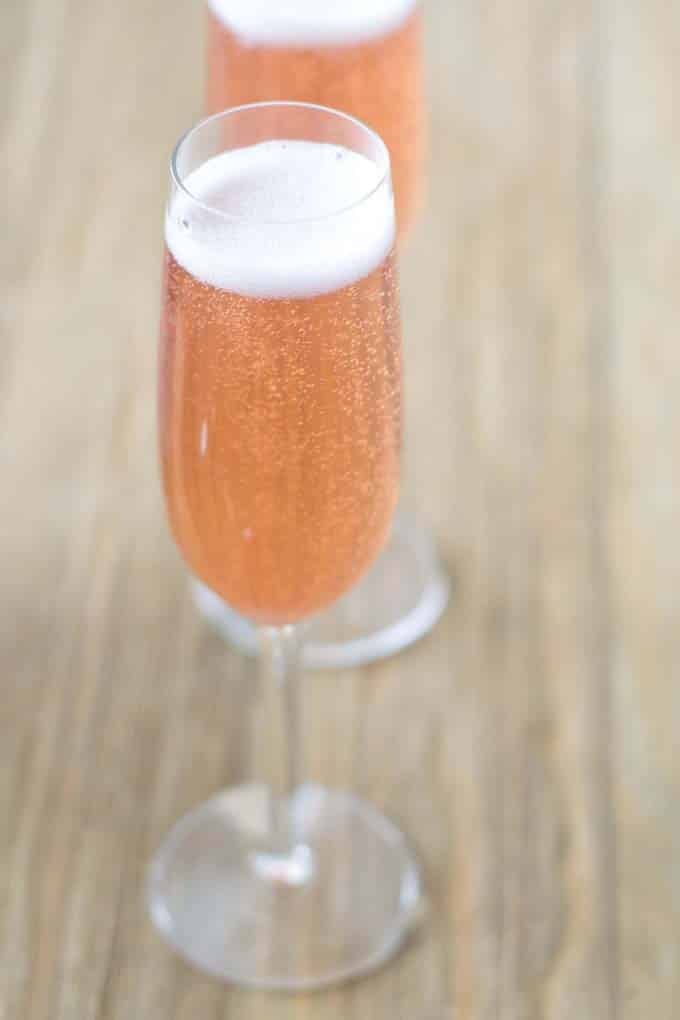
148,783 -> 424,990
192,512 -> 450,669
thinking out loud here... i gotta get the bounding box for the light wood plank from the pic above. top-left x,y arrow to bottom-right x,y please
605,1 -> 680,1015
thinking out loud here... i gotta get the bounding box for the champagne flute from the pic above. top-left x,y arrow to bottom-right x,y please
149,102 -> 423,989
193,0 -> 450,668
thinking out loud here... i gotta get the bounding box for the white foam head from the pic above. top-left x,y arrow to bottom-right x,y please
207,0 -> 418,48
166,140 -> 395,299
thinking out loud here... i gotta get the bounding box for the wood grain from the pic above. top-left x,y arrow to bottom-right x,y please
1,0 -> 677,1016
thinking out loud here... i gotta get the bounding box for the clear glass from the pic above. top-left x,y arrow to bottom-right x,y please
150,102 -> 424,989
192,512 -> 450,668
195,0 -> 450,667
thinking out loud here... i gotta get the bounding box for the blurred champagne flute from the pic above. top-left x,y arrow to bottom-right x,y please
193,0 -> 450,667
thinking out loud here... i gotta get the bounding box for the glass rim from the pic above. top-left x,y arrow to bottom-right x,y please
170,101 -> 392,226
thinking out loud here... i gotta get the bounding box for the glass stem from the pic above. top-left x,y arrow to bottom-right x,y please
257,626 -> 310,880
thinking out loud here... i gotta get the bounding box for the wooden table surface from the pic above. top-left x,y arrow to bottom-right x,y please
3,0 -> 680,1016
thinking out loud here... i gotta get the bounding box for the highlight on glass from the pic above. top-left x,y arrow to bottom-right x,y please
149,103 -> 423,990
195,0 -> 450,670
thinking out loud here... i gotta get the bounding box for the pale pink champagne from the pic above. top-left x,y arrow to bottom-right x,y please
160,141 -> 401,625
205,0 -> 424,236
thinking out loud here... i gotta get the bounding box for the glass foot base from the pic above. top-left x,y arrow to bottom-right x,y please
192,513 -> 450,669
148,783 -> 424,990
